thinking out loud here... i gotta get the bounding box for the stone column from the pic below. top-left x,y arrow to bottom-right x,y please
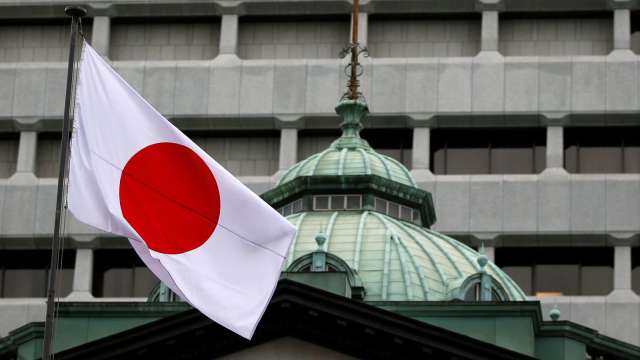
410,127 -> 434,184
278,128 -> 298,171
614,8 -> 631,50
350,11 -> 368,47
484,245 -> 495,262
219,14 -> 239,56
9,131 -> 37,183
67,249 -> 94,300
91,16 -> 111,57
15,131 -> 37,174
481,11 -> 499,52
411,127 -> 430,171
614,245 -> 632,291
476,0 -> 503,53
545,126 -> 564,170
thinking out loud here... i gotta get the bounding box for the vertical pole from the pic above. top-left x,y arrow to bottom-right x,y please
42,6 -> 86,360
348,0 -> 360,100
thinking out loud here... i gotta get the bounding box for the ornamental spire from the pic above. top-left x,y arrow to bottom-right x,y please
344,0 -> 365,101
333,0 -> 370,149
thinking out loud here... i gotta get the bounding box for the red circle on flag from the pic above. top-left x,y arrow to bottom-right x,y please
119,142 -> 221,254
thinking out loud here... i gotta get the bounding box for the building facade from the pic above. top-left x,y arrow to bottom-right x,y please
1,0 -> 640,350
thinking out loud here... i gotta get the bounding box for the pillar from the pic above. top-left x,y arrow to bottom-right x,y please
278,128 -> 298,171
68,249 -> 94,299
481,11 -> 499,52
614,245 -> 632,291
15,131 -> 37,174
91,16 -> 111,57
411,127 -> 430,171
613,7 -> 631,50
219,14 -> 239,55
546,126 -> 564,169
476,0 -> 503,52
484,245 -> 495,262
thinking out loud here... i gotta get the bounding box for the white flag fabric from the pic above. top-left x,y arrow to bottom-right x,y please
68,42 -> 296,339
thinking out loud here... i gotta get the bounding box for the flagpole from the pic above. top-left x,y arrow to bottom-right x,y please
42,6 -> 86,359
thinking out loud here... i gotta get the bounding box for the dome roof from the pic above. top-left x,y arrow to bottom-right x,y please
285,211 -> 527,301
277,100 -> 416,187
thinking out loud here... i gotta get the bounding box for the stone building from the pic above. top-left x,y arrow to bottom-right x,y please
0,0 -> 640,355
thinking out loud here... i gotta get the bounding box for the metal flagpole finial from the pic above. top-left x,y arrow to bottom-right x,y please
64,6 -> 87,18
340,0 -> 368,101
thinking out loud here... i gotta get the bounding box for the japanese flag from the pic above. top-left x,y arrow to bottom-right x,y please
68,42 -> 296,339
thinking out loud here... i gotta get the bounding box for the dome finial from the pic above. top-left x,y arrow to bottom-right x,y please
476,241 -> 488,270
315,231 -> 327,250
550,305 -> 561,321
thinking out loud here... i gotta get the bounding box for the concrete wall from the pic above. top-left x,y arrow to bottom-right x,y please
2,54 -> 640,118
368,19 -> 481,57
238,20 -> 349,59
500,18 -> 612,56
0,24 -> 92,62
110,22 -> 219,61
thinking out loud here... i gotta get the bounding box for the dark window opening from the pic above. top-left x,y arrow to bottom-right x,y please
361,129 -> 413,168
496,247 -> 613,296
565,127 -> 640,174
187,130 -> 280,176
0,250 -> 74,298
463,283 -> 501,301
0,133 -> 19,178
297,129 -> 413,168
431,128 -> 546,175
93,249 -> 157,298
632,247 -> 640,296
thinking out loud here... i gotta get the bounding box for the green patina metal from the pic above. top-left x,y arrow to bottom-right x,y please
277,100 -> 416,187
4,299 -> 640,360
264,98 -> 528,302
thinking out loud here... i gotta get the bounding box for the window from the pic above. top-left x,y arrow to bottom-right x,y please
189,131 -> 280,176
297,130 -> 340,161
0,133 -> 19,178
565,127 -> 640,174
238,16 -> 349,59
361,129 -> 413,168
632,247 -> 640,296
496,247 -> 613,296
0,22 -> 92,62
0,250 -> 74,298
110,19 -> 219,60
313,195 -> 362,211
36,133 -> 61,178
373,197 -> 420,224
278,198 -> 304,216
298,129 -> 412,168
463,282 -> 502,301
431,128 -> 546,175
499,15 -> 612,56
368,15 -> 481,58
93,249 -> 157,297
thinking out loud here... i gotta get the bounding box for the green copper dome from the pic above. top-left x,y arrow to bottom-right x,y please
284,211 -> 527,301
277,100 -> 416,187
263,98 -> 527,302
